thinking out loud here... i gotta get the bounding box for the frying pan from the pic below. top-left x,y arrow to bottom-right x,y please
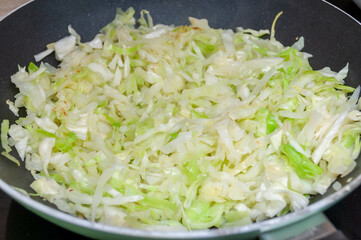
0,0 -> 361,239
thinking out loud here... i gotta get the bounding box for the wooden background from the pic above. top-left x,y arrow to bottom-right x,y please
0,0 -> 30,20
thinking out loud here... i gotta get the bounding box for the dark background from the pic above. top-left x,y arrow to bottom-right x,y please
0,0 -> 361,239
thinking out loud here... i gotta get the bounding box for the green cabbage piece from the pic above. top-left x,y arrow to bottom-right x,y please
280,144 -> 323,179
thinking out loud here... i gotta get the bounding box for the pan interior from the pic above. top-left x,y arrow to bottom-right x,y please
0,0 -> 361,237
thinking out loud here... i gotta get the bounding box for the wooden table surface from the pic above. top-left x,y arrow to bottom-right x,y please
0,0 -> 30,20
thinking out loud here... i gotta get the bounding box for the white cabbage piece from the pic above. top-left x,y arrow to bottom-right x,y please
54,35 -> 77,60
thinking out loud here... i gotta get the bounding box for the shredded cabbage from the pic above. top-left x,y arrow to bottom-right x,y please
1,8 -> 361,230
1,120 -> 11,153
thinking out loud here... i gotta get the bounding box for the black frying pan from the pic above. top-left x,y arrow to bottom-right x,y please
1,0 -> 361,239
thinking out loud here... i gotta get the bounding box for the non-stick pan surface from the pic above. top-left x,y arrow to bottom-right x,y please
0,0 -> 361,239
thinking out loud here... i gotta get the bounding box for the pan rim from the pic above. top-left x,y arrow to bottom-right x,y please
321,0 -> 361,25
0,0 -> 34,22
1,173 -> 361,238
